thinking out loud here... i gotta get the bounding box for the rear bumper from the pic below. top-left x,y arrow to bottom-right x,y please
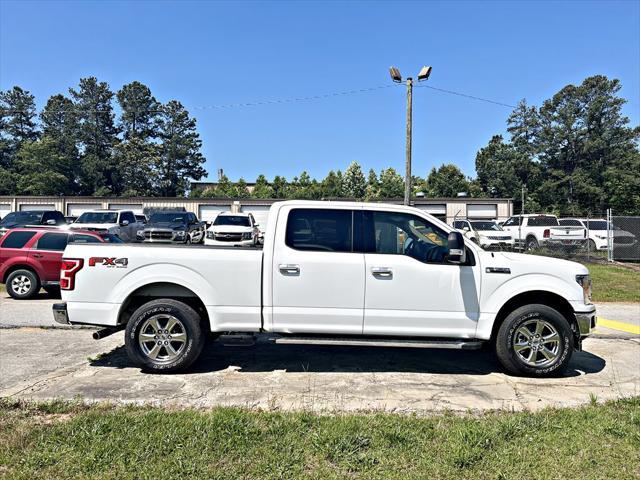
52,302 -> 69,325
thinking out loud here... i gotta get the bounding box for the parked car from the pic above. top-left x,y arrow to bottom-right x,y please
452,219 -> 514,250
53,201 -> 596,377
0,227 -> 122,299
139,211 -> 205,244
0,210 -> 67,237
69,210 -> 143,242
204,212 -> 260,246
501,214 -> 586,250
559,218 -> 637,252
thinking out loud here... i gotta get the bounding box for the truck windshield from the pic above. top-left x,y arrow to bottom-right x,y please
149,213 -> 189,223
470,221 -> 502,231
0,211 -> 44,226
76,212 -> 119,224
214,216 -> 250,227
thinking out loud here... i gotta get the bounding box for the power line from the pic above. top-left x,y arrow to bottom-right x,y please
413,83 -> 517,108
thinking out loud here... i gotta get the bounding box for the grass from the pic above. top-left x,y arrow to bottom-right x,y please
0,398 -> 639,479
585,262 -> 640,302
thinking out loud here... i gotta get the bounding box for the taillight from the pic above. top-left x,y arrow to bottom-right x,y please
543,229 -> 550,238
60,258 -> 83,290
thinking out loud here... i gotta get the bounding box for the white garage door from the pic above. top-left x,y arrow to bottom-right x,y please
20,204 -> 56,211
67,203 -> 102,216
415,204 -> 446,215
0,204 -> 10,219
108,204 -> 144,215
198,205 -> 230,223
241,205 -> 271,232
467,204 -> 497,219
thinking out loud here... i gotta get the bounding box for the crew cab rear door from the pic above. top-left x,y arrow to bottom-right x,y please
271,205 -> 365,334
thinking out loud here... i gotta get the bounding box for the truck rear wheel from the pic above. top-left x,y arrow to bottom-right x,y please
125,299 -> 205,373
495,304 -> 574,377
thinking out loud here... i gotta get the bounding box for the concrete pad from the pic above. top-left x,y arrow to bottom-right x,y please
1,329 -> 638,413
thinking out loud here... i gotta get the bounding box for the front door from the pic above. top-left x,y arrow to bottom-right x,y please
362,210 -> 480,338
271,206 -> 365,335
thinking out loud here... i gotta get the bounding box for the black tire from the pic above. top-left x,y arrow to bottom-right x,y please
525,236 -> 539,250
496,304 -> 574,377
125,299 -> 206,373
588,239 -> 597,252
43,286 -> 61,298
6,269 -> 40,299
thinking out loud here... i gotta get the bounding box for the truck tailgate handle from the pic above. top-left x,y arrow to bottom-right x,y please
279,264 -> 300,276
371,267 -> 393,279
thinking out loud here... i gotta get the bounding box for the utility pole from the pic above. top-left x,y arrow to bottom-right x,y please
404,77 -> 413,206
389,66 -> 432,206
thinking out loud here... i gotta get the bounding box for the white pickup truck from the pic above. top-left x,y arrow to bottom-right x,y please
53,201 -> 596,377
501,214 -> 586,250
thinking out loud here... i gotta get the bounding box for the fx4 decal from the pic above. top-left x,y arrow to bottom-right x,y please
88,257 -> 129,268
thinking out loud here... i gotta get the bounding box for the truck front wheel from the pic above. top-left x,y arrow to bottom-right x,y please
495,304 -> 574,377
125,299 -> 205,373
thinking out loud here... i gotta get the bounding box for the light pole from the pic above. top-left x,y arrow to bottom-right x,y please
389,66 -> 432,205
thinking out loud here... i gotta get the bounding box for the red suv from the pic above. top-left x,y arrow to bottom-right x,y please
0,228 -> 122,299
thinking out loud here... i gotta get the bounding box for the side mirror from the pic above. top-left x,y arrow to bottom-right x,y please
121,220 -> 130,226
46,219 -> 56,225
462,225 -> 470,231
447,231 -> 466,264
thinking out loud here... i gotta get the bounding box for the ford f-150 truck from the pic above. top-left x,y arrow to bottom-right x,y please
52,201 -> 596,377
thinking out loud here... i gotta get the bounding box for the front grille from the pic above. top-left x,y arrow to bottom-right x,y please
145,231 -> 173,240
215,232 -> 243,242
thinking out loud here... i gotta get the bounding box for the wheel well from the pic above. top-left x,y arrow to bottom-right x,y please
3,265 -> 38,284
117,282 -> 210,330
490,290 -> 578,341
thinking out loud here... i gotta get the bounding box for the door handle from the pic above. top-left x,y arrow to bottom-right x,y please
279,264 -> 300,276
371,267 -> 393,279
32,254 -> 43,259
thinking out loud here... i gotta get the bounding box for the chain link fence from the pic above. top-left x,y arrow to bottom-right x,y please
610,215 -> 640,262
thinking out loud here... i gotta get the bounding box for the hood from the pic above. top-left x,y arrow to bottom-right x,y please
208,225 -> 252,233
487,251 -> 588,276
69,223 -> 117,230
145,221 -> 187,231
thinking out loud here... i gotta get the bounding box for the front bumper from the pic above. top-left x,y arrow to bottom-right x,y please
52,302 -> 70,325
575,307 -> 597,337
204,238 -> 254,246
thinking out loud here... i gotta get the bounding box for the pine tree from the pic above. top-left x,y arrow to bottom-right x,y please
117,81 -> 160,140
365,168 -> 379,200
378,167 -> 404,198
342,161 -> 366,199
156,100 -> 207,196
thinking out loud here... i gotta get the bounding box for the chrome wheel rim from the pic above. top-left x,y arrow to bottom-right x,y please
11,275 -> 32,295
138,314 -> 187,364
513,319 -> 561,367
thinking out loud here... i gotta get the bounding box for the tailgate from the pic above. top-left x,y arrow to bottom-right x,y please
550,226 -> 585,240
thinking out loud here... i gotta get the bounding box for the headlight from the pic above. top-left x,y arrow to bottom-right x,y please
136,230 -> 145,238
173,230 -> 186,238
576,274 -> 592,305
242,232 -> 252,240
595,234 -> 607,240
206,231 -> 214,239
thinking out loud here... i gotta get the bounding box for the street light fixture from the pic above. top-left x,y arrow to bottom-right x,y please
389,65 -> 433,205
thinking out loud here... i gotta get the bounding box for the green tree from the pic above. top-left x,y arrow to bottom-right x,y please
342,161 -> 366,199
423,164 -> 469,198
156,100 -> 207,196
116,81 -> 160,140
321,170 -> 343,197
365,168 -> 379,200
69,77 -> 119,195
378,167 -> 404,198
112,138 -> 158,196
14,138 -> 70,195
272,175 -> 288,198
235,177 -> 250,198
252,174 -> 273,198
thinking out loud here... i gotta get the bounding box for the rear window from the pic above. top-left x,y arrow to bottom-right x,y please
559,219 -> 582,227
36,232 -> 69,251
1,231 -> 36,249
285,208 -> 352,252
70,234 -> 102,244
527,216 -> 559,227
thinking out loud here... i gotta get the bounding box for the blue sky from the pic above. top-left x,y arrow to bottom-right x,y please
1,0 -> 638,182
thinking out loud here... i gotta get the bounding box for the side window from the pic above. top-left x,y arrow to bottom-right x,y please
285,209 -> 352,252
365,210 -> 449,264
249,214 -> 255,226
503,217 -> 521,227
36,232 -> 69,251
189,213 -> 197,224
453,220 -> 465,229
53,212 -> 66,224
70,234 -> 101,244
1,231 -> 36,249
122,212 -> 136,223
